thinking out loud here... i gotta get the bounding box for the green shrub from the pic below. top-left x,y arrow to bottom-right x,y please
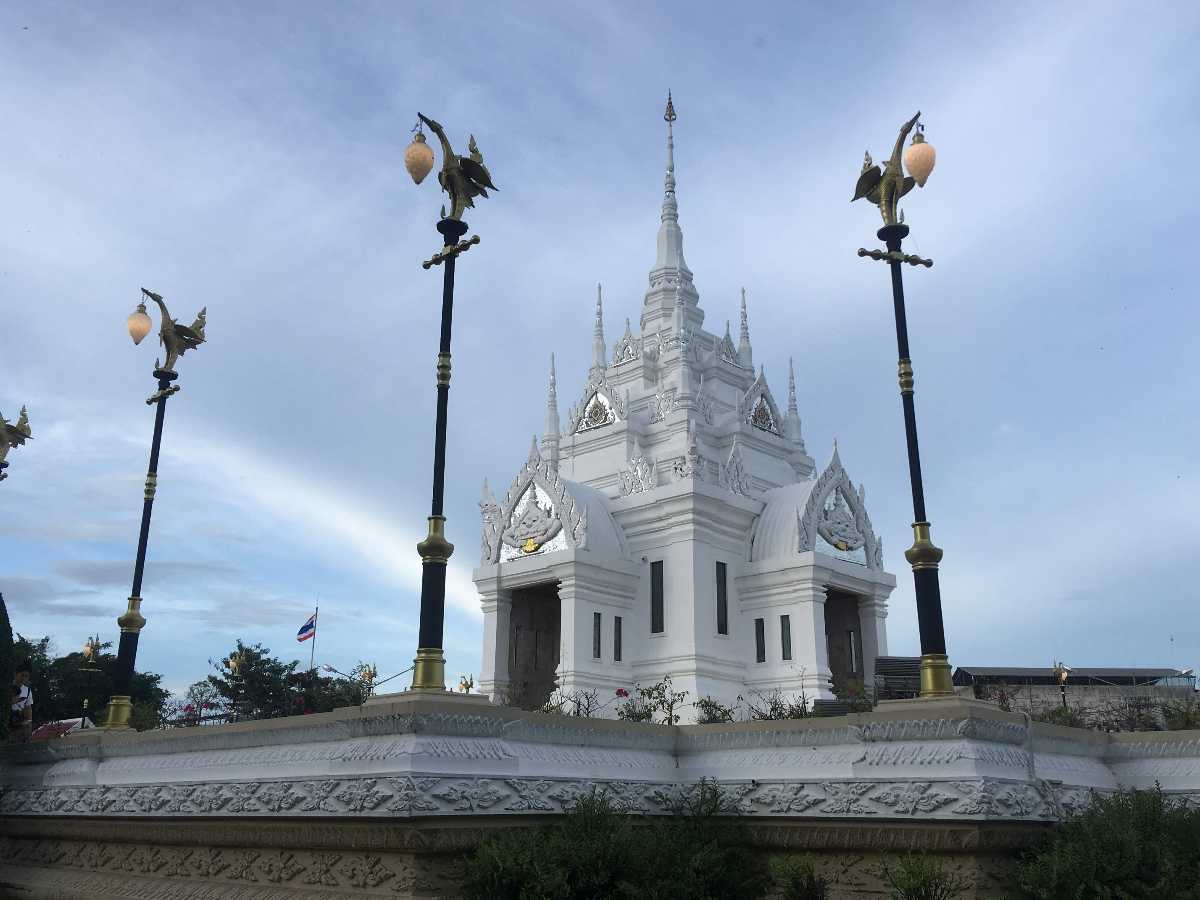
461,783 -> 770,900
1033,705 -> 1088,729
693,695 -> 737,724
771,856 -> 830,900
1163,698 -> 1200,731
879,854 -> 968,900
1018,786 -> 1200,899
745,688 -> 811,720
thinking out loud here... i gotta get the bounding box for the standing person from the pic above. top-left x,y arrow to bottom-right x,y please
10,659 -> 33,742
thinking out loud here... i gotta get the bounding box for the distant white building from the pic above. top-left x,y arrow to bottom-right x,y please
473,98 -> 896,720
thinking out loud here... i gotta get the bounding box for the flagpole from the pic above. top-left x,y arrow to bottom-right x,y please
310,603 -> 318,673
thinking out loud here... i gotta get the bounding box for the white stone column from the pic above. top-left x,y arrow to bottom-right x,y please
479,586 -> 512,702
555,572 -> 600,697
794,579 -> 834,700
858,591 -> 889,698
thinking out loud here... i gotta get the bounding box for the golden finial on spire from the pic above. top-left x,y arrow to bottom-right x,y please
664,91 -> 677,123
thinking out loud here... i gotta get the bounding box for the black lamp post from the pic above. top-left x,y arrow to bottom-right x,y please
853,112 -> 953,697
402,114 -> 496,691
103,288 -> 206,729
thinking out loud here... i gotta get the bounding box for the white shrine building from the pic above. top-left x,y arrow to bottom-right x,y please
473,99 -> 896,719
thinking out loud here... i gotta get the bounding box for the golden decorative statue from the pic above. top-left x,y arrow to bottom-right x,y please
141,288 -> 206,374
0,405 -> 31,477
416,113 -> 497,221
852,112 -> 921,226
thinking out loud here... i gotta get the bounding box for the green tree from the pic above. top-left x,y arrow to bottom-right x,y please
0,593 -> 13,738
207,641 -> 302,720
9,634 -> 169,730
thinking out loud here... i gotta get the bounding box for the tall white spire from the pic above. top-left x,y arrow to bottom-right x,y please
591,284 -> 607,380
786,357 -> 803,446
662,91 -> 677,222
643,92 -> 701,334
542,353 -> 560,471
738,287 -> 753,367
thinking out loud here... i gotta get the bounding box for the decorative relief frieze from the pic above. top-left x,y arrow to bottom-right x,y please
1,775 -> 1155,824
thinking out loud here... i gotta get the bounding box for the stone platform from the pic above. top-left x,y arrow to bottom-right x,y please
1,694 -> 1197,898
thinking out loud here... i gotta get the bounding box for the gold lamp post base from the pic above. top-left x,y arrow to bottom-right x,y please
103,695 -> 135,730
410,648 -> 446,690
919,653 -> 955,697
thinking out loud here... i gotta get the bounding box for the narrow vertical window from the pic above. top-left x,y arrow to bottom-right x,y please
780,614 -> 792,661
593,613 -> 602,659
650,561 -> 664,634
614,616 -> 623,662
715,562 -> 729,635
848,630 -> 858,673
754,617 -> 766,663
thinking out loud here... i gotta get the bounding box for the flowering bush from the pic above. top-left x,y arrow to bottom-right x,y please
615,676 -> 689,724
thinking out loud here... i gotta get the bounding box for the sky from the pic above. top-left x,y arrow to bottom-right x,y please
1,2 -> 1197,697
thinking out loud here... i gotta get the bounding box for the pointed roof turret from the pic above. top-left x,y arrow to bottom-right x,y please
642,93 -> 702,335
591,284 -> 607,380
786,357 -> 803,446
529,434 -> 542,463
738,288 -> 753,367
542,354 -> 561,472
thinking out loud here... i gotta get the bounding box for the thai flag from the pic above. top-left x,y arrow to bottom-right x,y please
296,612 -> 317,643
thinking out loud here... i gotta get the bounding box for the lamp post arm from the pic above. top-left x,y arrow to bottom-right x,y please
416,113 -> 456,167
886,112 -> 921,176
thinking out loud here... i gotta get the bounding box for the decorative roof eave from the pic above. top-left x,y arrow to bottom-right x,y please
796,444 -> 883,570
480,448 -> 589,566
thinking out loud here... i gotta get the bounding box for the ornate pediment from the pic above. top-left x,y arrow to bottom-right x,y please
481,449 -> 588,565
738,368 -> 783,437
567,373 -> 625,435
796,444 -> 882,569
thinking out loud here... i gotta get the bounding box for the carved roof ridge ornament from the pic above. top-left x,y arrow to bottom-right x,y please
484,451 -> 588,564
618,434 -> 657,496
719,320 -> 739,365
720,434 -> 753,497
672,421 -> 706,483
613,317 -> 640,365
796,441 -> 882,569
695,372 -> 714,425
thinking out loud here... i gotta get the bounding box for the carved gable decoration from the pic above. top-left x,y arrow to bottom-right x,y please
750,396 -> 777,433
568,374 -> 625,435
481,454 -> 588,564
738,370 -> 783,437
797,446 -> 882,569
501,483 -> 565,558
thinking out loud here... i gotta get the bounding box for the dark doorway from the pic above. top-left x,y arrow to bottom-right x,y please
508,582 -> 560,709
824,588 -> 863,692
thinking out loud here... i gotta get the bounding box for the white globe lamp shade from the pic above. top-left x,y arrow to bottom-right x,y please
904,133 -> 936,188
127,304 -> 153,345
404,132 -> 435,185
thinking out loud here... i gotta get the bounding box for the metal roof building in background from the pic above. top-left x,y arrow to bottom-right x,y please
952,666 -> 1194,689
